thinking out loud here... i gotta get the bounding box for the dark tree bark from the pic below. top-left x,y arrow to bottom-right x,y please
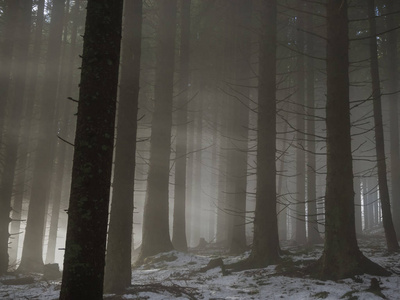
18,0 -> 65,273
0,0 -> 31,275
367,0 -> 399,252
172,0 -> 191,252
137,0 -> 177,263
104,0 -> 142,293
386,0 -> 400,239
305,1 -> 323,245
247,0 -> 280,266
317,0 -> 389,279
59,0 -> 124,298
9,0 -> 46,265
229,0 -> 252,255
295,0 -> 307,245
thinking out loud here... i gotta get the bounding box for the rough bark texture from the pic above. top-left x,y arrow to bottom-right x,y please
0,0 -> 30,275
104,0 -> 142,293
18,0 -> 65,273
247,0 -> 280,266
386,0 -> 400,239
59,0 -> 123,298
367,0 -> 399,252
137,0 -> 177,263
172,0 -> 191,252
317,0 -> 389,279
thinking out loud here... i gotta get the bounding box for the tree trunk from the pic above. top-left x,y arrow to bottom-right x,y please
8,0 -> 46,266
18,0 -> 65,273
305,1 -> 322,245
295,0 -> 307,246
317,0 -> 389,279
367,0 -> 399,252
0,0 -> 19,143
59,0 -> 124,298
354,177 -> 363,234
386,0 -> 400,239
104,0 -> 142,293
0,0 -> 31,275
247,0 -> 280,267
229,0 -> 252,255
172,0 -> 191,252
137,0 -> 177,263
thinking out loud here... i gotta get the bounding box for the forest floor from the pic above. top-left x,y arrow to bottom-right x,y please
1,231 -> 400,299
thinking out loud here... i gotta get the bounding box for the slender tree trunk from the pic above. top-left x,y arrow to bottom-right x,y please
317,0 -> 389,279
386,0 -> 400,239
186,99 -> 195,247
193,97 -> 203,246
18,0 -> 65,273
172,0 -> 191,252
104,0 -> 142,293
0,0 -> 31,274
137,0 -> 177,263
295,0 -> 307,245
367,0 -> 399,252
305,1 -> 322,245
59,0 -> 124,298
247,0 -> 280,267
354,176 -> 363,234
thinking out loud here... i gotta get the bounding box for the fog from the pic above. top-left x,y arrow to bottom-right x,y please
0,0 -> 400,298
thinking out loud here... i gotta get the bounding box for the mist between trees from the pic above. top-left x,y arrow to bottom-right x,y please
0,0 -> 399,298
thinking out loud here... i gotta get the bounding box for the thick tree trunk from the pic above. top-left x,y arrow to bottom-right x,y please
18,0 -> 65,273
317,0 -> 389,279
137,0 -> 177,263
247,0 -> 280,266
104,0 -> 142,293
59,0 -> 124,298
0,0 -> 31,275
367,0 -> 399,252
172,0 -> 191,252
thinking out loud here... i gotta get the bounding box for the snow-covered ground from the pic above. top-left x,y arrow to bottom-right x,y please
1,235 -> 399,299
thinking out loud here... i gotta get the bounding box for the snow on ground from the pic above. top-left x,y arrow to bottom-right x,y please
1,235 -> 400,299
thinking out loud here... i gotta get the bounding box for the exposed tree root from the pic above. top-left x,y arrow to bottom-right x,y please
307,253 -> 391,280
